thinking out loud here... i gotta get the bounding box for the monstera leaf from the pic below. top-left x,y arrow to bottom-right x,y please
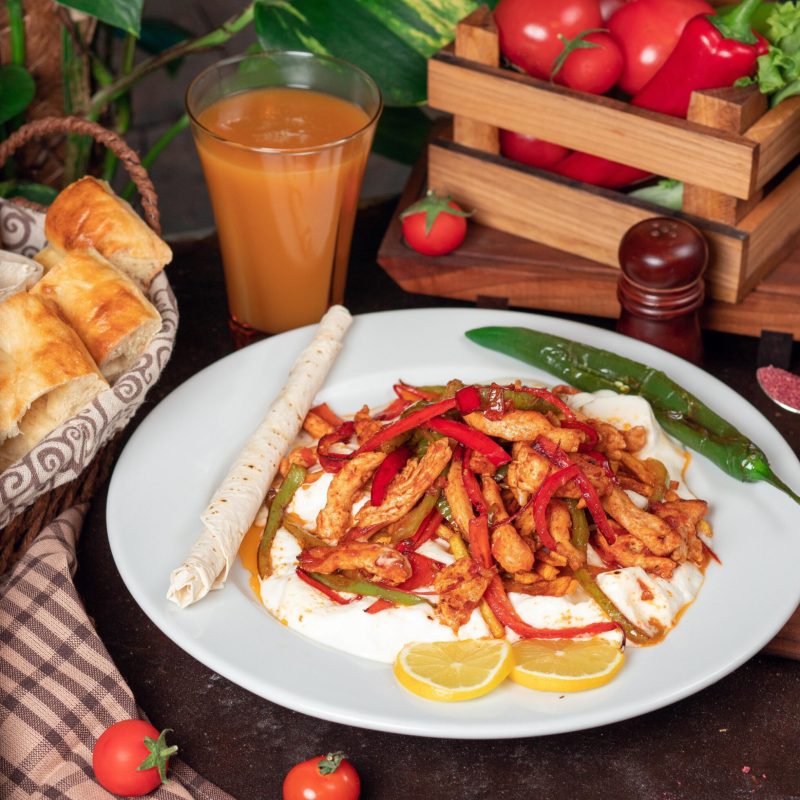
254,0 -> 497,106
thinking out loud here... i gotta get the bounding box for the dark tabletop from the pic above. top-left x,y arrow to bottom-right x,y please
75,201 -> 800,800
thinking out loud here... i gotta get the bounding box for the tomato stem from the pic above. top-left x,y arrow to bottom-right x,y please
318,751 -> 346,775
136,728 -> 177,784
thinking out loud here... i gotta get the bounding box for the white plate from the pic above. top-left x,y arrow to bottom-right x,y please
107,308 -> 800,739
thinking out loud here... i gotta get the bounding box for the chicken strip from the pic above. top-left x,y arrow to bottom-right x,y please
299,541 -> 411,585
353,405 -> 382,445
602,485 -> 681,556
546,499 -> 586,571
315,451 -> 386,543
303,410 -> 335,439
444,453 -> 474,538
464,410 -> 582,451
355,438 -> 451,529
651,499 -> 709,565
507,443 -> 551,494
593,533 -> 675,579
482,475 -> 534,573
434,556 -> 494,632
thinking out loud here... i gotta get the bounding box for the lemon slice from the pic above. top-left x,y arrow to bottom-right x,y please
510,638 -> 624,693
394,639 -> 514,702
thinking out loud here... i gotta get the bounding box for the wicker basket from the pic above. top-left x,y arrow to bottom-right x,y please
0,116 -> 179,573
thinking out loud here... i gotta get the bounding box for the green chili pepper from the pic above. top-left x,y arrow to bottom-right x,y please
283,518 -> 331,550
436,494 -> 455,527
257,464 -> 307,579
646,458 -> 670,504
385,492 -> 439,543
308,572 -> 432,606
574,568 -> 652,645
466,326 -> 800,505
566,500 -> 590,553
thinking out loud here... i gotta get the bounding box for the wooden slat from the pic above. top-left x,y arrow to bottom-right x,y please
747,96 -> 800,189
737,162 -> 800,297
428,54 -> 759,199
684,87 -> 767,225
428,139 -> 747,303
453,6 -> 499,154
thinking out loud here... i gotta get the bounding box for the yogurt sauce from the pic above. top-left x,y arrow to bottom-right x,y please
257,391 -> 707,663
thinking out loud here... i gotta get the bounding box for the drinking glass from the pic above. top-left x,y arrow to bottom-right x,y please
187,51 -> 382,338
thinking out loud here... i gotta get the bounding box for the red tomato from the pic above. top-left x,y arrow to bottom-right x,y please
557,31 -> 624,95
400,192 -> 470,256
500,130 -> 570,169
494,0 -> 603,80
599,0 -> 630,21
608,0 -> 714,95
93,721 -> 176,797
283,752 -> 360,800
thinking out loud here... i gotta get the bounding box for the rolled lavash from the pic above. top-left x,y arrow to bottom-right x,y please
167,305 -> 353,608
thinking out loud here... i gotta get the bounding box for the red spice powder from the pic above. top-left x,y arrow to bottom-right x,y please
757,366 -> 800,410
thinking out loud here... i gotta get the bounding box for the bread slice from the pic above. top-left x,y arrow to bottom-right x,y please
44,176 -> 172,287
0,293 -> 108,469
30,249 -> 162,383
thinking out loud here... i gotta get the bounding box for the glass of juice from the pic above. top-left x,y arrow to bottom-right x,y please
186,51 -> 382,338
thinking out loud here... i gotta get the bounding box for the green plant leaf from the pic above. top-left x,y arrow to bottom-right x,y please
373,106 -> 431,164
0,180 -> 58,204
254,0 -> 496,106
136,18 -> 193,74
55,0 -> 143,37
0,65 -> 35,125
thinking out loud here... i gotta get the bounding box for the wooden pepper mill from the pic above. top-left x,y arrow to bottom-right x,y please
616,217 -> 707,364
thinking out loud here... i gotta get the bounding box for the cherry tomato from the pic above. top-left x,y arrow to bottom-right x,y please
93,721 -> 177,797
283,752 -> 360,800
608,0 -> 713,95
556,31 -> 624,95
494,0 -> 603,80
500,130 -> 570,169
599,0 -> 630,22
400,191 -> 470,256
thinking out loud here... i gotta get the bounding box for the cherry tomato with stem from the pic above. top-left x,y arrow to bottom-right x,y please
283,752 -> 360,800
494,0 -> 603,80
500,130 -> 570,169
551,30 -> 624,95
93,720 -> 177,797
400,190 -> 472,256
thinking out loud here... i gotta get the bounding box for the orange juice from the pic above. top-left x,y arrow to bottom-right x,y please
193,87 -> 374,333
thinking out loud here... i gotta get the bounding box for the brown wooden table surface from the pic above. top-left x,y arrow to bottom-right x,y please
75,202 -> 800,800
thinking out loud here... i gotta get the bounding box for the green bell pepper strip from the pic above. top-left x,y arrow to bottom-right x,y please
307,571 -> 432,606
466,326 -> 800,505
257,464 -> 307,578
567,503 -> 652,645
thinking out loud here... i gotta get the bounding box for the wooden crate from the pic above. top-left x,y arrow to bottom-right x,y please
427,6 -> 800,304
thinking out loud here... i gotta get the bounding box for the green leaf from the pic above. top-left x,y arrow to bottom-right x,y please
0,65 -> 35,125
254,0 -> 497,107
0,180 -> 58,204
136,18 -> 193,74
628,179 -> 684,212
55,0 -> 143,37
372,106 -> 430,164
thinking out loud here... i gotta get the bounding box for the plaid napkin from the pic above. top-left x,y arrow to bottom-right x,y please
0,505 -> 235,800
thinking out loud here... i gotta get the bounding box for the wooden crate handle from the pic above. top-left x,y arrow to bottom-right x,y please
453,5 -> 499,155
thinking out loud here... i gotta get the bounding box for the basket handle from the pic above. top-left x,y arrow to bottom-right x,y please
0,116 -> 161,235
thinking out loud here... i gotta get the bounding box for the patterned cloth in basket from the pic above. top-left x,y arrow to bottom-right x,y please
0,199 -> 179,530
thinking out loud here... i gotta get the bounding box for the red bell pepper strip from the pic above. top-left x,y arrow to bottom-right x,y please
410,508 -> 444,550
355,397 -> 457,455
484,384 -> 508,420
365,552 -> 443,612
296,568 -> 351,605
365,598 -> 394,614
455,385 -> 482,415
632,0 -> 769,118
394,382 -> 440,402
562,419 -> 599,450
484,576 -> 618,639
375,397 -> 411,421
317,421 -> 355,473
427,417 -> 511,466
533,464 -> 581,551
702,539 -> 722,565
534,435 -> 617,544
370,446 -> 410,506
462,449 -> 487,514
309,402 -> 344,428
467,514 -> 493,569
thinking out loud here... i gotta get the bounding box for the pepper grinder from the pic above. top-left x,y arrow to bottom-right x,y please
616,217 -> 707,364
